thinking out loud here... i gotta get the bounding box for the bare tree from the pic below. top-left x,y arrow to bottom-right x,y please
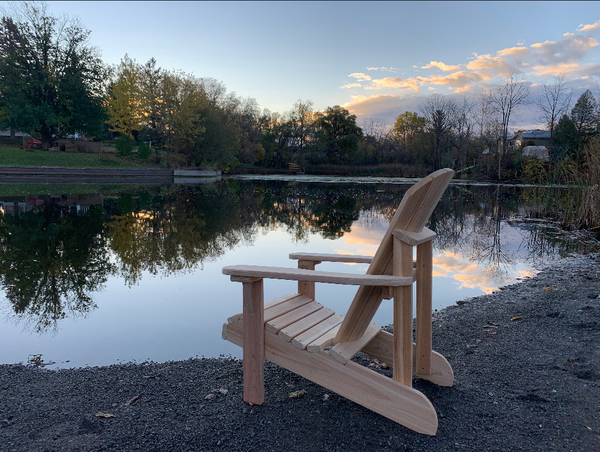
536,75 -> 573,142
420,94 -> 457,170
475,88 -> 502,151
490,72 -> 530,180
451,97 -> 474,169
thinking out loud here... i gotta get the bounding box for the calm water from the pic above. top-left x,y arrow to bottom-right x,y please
0,177 -> 596,368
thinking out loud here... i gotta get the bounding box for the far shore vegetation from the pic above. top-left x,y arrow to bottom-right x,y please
0,2 -> 599,232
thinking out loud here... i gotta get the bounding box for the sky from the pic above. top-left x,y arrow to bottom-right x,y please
10,1 -> 600,129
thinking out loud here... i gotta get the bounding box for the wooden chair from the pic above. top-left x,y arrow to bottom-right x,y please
222,168 -> 454,435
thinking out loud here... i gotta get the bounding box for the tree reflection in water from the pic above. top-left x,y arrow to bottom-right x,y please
0,204 -> 113,333
0,180 -> 597,333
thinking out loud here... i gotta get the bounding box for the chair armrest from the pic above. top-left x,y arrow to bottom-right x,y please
223,265 -> 412,286
392,227 -> 436,246
289,252 -> 373,264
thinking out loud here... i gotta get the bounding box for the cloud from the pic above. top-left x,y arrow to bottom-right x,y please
367,77 -> 420,91
454,85 -> 474,94
417,70 -> 493,87
497,46 -> 530,58
365,70 -> 492,93
529,34 -> 598,65
340,82 -> 361,89
531,62 -> 600,78
577,20 -> 600,34
466,54 -> 519,76
421,61 -> 461,72
366,66 -> 399,72
348,72 -> 372,81
342,94 -> 424,125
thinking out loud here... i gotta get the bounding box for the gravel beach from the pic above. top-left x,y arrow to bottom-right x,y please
1,253 -> 599,452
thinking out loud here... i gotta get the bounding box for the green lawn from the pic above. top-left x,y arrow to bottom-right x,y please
0,145 -> 172,169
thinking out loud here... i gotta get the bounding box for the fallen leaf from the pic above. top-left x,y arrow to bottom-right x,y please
125,394 -> 142,406
94,410 -> 115,418
368,358 -> 391,369
543,287 -> 553,291
288,389 -> 307,398
511,316 -> 522,321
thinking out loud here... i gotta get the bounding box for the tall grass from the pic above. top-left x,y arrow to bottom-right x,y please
522,139 -> 600,236
579,139 -> 600,230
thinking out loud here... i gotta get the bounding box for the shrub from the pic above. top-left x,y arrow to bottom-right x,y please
115,135 -> 133,156
138,142 -> 151,159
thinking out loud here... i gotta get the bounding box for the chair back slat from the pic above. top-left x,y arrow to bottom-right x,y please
335,169 -> 454,343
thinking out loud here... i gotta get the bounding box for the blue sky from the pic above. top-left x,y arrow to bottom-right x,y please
29,2 -> 600,128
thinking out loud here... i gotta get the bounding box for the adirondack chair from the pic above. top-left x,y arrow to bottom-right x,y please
222,168 -> 454,435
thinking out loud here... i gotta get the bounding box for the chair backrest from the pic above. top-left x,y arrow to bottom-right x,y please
335,169 -> 454,343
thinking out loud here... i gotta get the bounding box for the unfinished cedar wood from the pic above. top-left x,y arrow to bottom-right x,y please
222,168 -> 454,435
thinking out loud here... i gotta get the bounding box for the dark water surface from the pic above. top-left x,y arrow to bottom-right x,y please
0,177 -> 596,368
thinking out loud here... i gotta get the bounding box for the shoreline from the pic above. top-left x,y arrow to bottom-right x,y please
1,253 -> 599,451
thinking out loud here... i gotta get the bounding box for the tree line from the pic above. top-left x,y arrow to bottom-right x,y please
0,3 -> 599,181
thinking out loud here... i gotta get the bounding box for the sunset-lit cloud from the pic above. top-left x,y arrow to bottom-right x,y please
366,77 -> 420,91
366,70 -> 493,93
418,70 -> 493,87
340,82 -> 361,89
577,20 -> 600,34
348,72 -> 372,81
421,61 -> 461,72
453,85 -> 474,94
466,54 -> 518,76
497,46 -> 529,58
532,62 -> 600,77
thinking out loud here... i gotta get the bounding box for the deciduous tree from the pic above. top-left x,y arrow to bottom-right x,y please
314,106 -> 363,164
0,2 -> 106,149
105,55 -> 143,139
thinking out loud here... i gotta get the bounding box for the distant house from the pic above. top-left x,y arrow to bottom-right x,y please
522,145 -> 550,162
509,129 -> 551,150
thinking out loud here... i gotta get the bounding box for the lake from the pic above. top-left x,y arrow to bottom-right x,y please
0,176 -> 597,368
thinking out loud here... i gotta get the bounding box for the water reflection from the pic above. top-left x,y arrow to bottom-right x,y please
0,180 -> 597,338
0,202 -> 113,332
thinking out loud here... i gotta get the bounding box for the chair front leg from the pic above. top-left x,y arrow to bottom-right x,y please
393,237 -> 413,387
242,278 -> 265,404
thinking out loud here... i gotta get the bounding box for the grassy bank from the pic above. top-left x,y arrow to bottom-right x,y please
0,145 -> 182,169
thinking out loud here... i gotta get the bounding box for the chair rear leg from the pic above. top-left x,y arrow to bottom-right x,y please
416,240 -> 433,375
